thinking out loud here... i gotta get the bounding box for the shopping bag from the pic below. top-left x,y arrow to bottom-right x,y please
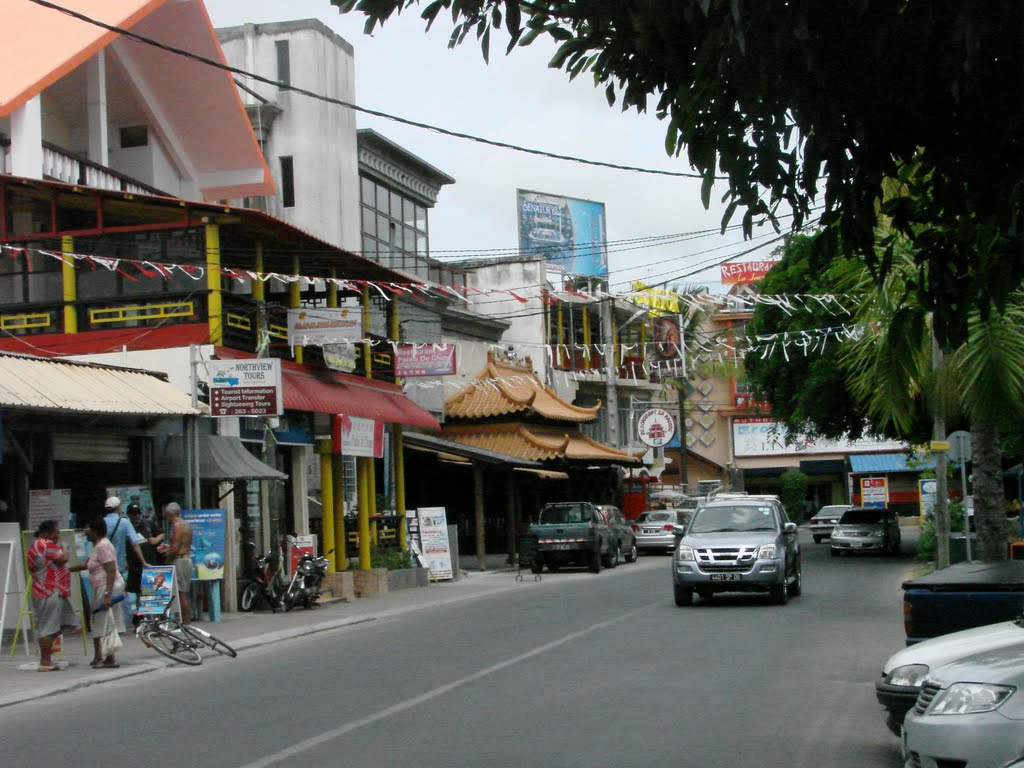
99,609 -> 122,658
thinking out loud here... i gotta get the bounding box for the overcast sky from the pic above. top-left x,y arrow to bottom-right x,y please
204,0 -> 784,293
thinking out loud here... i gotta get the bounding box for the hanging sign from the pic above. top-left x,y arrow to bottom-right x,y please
207,359 -> 282,417
287,307 -> 362,347
720,259 -> 780,284
638,409 -> 676,448
332,415 -> 384,458
28,489 -> 72,530
861,478 -> 889,508
394,345 -> 456,377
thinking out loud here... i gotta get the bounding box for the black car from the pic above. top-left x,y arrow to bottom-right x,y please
597,505 -> 638,565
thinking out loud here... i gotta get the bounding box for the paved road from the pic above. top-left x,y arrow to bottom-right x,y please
1,529 -> 914,767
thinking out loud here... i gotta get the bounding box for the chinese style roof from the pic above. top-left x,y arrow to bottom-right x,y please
440,423 -> 642,466
445,354 -> 600,423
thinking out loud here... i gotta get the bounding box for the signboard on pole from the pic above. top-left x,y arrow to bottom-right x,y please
638,409 -> 676,448
332,415 -> 384,458
181,509 -> 226,580
394,345 -> 457,377
28,489 -> 72,530
207,359 -> 282,417
417,507 -> 453,581
861,478 -> 889,508
919,479 -> 938,518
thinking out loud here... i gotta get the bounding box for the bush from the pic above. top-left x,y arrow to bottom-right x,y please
779,470 -> 809,521
370,546 -> 414,570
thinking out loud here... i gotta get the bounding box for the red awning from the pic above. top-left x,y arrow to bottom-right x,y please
215,349 -> 439,430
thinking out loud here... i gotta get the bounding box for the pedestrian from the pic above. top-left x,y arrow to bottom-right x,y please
102,496 -> 150,624
125,502 -> 164,625
68,517 -> 125,669
26,520 -> 80,671
158,502 -> 193,624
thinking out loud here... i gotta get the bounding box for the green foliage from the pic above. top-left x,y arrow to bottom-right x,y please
778,470 -> 808,522
370,546 -> 415,570
335,0 -> 1024,347
917,501 -> 967,563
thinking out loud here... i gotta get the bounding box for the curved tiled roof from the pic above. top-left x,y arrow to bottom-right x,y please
445,356 -> 600,423
441,423 -> 642,466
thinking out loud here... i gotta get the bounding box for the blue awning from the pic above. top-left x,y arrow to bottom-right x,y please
849,452 -> 936,473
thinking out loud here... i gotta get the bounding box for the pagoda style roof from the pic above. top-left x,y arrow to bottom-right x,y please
445,354 -> 600,423
440,423 -> 642,466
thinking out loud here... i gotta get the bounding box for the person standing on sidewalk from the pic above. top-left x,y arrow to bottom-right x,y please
158,502 -> 193,624
102,496 -> 149,625
26,520 -> 79,671
69,517 -> 125,669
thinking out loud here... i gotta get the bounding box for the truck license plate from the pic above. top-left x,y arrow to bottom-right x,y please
709,573 -> 740,581
553,544 -> 572,550
643,528 -> 659,534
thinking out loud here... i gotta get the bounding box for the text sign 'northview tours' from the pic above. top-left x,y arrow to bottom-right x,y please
207,359 -> 283,417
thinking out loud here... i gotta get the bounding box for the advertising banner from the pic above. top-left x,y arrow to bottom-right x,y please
517,189 -> 608,277
181,509 -> 226,581
720,259 -> 781,284
919,478 -> 937,518
137,565 -> 175,616
323,343 -> 358,374
207,359 -> 282,417
861,478 -> 889,508
332,415 -> 384,458
394,345 -> 456,377
287,307 -> 362,347
417,507 -> 453,581
732,418 -> 906,457
28,489 -> 72,531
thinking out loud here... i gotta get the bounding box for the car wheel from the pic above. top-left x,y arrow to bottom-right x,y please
830,548 -> 839,557
589,548 -> 602,574
696,588 -> 713,601
548,560 -> 560,572
890,537 -> 901,555
771,562 -> 789,605
531,556 -> 543,574
788,560 -> 802,597
674,585 -> 693,606
813,535 -> 822,544
625,542 -> 638,563
606,544 -> 620,569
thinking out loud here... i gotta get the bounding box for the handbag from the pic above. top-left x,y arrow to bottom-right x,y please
98,608 -> 123,658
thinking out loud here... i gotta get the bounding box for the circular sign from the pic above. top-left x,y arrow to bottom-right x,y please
638,408 -> 676,447
947,430 -> 972,463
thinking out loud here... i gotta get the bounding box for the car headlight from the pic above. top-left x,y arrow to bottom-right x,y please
675,544 -> 695,562
927,683 -> 1015,715
869,531 -> 885,538
886,664 -> 930,687
758,544 -> 777,560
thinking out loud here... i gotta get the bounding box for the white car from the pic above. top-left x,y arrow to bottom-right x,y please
876,618 -> 1024,735
903,642 -> 1024,768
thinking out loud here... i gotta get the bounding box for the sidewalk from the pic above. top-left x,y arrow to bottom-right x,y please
0,562 -> 528,709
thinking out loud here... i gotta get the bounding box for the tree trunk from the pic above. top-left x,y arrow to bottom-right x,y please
972,418 -> 1007,561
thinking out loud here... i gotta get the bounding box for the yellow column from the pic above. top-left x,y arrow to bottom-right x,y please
252,244 -> 264,302
205,223 -> 222,345
317,440 -> 336,572
358,458 -> 371,570
328,267 -> 338,308
333,455 -> 347,571
582,305 -> 591,370
61,235 -> 77,333
290,255 -> 303,364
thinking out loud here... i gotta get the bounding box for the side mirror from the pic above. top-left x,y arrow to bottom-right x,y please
784,522 -> 798,534
672,524 -> 687,537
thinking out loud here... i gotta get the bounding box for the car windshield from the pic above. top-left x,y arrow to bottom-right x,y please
689,504 -> 777,533
839,509 -> 884,525
539,503 -> 593,524
637,512 -> 673,523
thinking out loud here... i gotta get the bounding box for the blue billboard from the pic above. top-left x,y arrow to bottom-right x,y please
517,189 -> 608,277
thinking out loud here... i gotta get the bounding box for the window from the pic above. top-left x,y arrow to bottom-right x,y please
275,40 -> 290,88
280,156 -> 295,208
0,248 -> 62,307
119,125 -> 148,148
358,176 -> 431,271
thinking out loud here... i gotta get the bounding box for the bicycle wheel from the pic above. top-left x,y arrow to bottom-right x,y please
141,626 -> 202,666
180,623 -> 238,658
240,582 -> 258,612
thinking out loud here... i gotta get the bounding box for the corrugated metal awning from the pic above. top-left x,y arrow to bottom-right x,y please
849,453 -> 936,473
0,352 -> 198,416
153,434 -> 286,481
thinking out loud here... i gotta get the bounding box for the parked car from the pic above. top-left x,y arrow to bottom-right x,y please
876,617 -> 1024,736
597,504 -> 638,564
829,506 -> 901,555
808,504 -> 852,543
671,496 -> 801,606
632,509 -> 688,553
528,501 -> 614,573
902,643 -> 1024,768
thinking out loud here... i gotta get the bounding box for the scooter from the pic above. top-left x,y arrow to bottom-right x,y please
240,548 -> 284,612
281,550 -> 332,611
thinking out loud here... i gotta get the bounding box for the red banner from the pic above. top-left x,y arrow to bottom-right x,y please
720,260 -> 780,284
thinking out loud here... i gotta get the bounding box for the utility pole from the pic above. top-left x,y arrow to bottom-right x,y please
602,294 -> 619,446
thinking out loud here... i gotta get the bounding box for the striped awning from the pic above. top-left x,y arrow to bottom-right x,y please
0,352 -> 198,416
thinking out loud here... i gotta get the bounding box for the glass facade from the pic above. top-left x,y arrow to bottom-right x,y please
359,177 -> 429,278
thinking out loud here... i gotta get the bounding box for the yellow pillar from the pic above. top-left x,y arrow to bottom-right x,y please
358,457 -> 371,570
582,305 -> 591,370
205,223 -> 222,345
333,455 -> 347,571
252,244 -> 264,302
61,235 -> 77,333
290,255 -> 303,364
328,267 -> 338,308
317,440 -> 336,572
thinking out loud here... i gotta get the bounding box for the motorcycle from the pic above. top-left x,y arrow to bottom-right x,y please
239,546 -> 284,612
281,550 -> 332,611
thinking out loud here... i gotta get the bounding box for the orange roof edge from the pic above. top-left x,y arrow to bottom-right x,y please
0,0 -> 169,118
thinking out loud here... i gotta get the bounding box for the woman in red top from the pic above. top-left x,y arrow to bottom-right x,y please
27,520 -> 79,671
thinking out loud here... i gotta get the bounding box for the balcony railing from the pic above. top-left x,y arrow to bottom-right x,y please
34,141 -> 165,196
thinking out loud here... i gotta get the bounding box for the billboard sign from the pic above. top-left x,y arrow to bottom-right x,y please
394,345 -> 456,377
861,477 -> 889,508
732,418 -> 905,457
517,189 -> 608,277
207,359 -> 282,417
287,307 -> 362,347
720,260 -> 780,284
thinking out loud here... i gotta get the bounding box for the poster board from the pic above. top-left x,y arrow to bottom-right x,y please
137,565 -> 175,616
861,477 -> 889,508
106,485 -> 156,520
28,489 -> 72,530
417,507 -> 453,581
288,534 -> 315,574
181,509 -> 226,581
0,523 -> 26,631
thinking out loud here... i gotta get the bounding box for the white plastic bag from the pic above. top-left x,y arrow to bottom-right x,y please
99,609 -> 122,658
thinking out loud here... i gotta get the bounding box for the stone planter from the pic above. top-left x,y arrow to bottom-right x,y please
352,567 -> 389,599
387,567 -> 429,591
322,571 -> 355,602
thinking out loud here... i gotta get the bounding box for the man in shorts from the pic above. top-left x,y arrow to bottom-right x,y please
158,502 -> 193,624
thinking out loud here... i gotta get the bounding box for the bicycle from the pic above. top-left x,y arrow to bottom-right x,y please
136,607 -> 238,666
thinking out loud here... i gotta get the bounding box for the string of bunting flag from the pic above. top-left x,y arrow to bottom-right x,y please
0,243 -> 864,314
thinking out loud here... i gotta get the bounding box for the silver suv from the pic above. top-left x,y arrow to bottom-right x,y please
671,496 -> 802,606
